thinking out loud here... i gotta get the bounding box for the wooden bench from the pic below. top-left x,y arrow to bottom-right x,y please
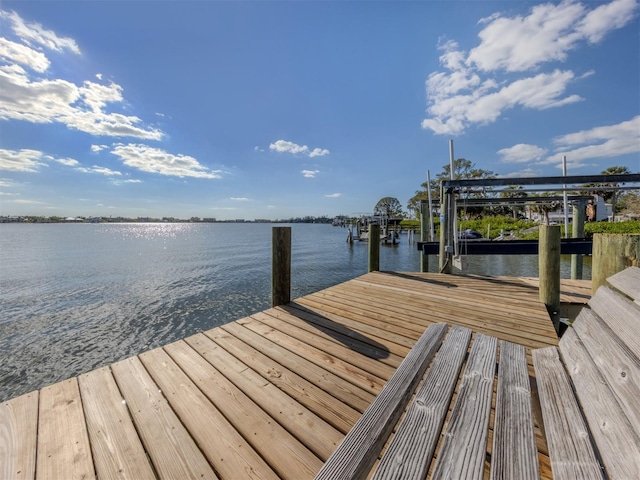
316,267 -> 640,480
315,325 -> 541,479
534,266 -> 640,479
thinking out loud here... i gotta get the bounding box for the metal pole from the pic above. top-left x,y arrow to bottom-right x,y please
427,170 -> 434,241
420,201 -> 429,272
570,199 -> 586,279
562,156 -> 569,239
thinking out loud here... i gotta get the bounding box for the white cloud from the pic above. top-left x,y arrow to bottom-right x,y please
91,144 -> 108,152
270,140 -> 309,155
54,157 -> 80,167
468,0 -> 637,73
90,166 -> 122,176
230,197 -> 250,201
550,115 -> 640,162
269,139 -> 330,158
422,0 -> 639,135
12,198 -> 45,204
577,0 -> 638,43
309,148 -> 330,158
0,148 -> 46,172
325,193 -> 342,198
124,179 -> 142,183
2,10 -> 81,54
499,167 -> 543,178
111,144 -> 222,179
302,169 -> 320,178
0,11 -> 163,140
497,144 -> 548,163
0,37 -> 50,72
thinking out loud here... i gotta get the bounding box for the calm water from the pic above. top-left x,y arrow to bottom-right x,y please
0,223 -> 590,401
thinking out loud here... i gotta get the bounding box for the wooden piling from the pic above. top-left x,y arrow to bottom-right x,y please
571,201 -> 586,280
591,233 -> 640,294
539,225 -> 561,332
272,226 -> 291,307
368,224 -> 380,272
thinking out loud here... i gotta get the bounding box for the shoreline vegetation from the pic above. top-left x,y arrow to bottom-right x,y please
2,214 -> 639,239
0,215 -> 337,224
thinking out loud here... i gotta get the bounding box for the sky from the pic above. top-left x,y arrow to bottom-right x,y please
0,0 -> 639,220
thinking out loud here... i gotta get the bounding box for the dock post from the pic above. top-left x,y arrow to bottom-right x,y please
592,233 -> 640,294
438,189 -> 452,273
539,225 -> 561,332
272,226 -> 291,307
368,224 -> 380,272
420,201 -> 429,272
571,199 -> 586,280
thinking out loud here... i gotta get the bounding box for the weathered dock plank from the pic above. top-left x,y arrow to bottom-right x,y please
78,366 -> 155,480
2,271 -> 567,480
36,378 -> 95,480
0,392 -> 38,480
111,356 -> 219,480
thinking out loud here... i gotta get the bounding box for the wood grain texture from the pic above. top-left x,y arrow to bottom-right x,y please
164,339 -> 323,479
314,322 -> 448,480
139,347 -> 279,480
111,356 -> 219,480
36,378 -> 95,480
588,286 -> 640,360
490,341 -> 540,480
191,330 -> 344,461
430,333 -> 498,480
372,325 -> 472,480
533,347 -> 604,480
0,391 -> 38,480
605,266 -> 640,303
560,328 -> 640,479
78,366 -> 155,480
573,308 -> 640,437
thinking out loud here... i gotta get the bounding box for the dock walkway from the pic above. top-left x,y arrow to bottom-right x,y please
2,272 -> 586,479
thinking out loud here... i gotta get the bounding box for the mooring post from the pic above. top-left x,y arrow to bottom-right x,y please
272,226 -> 291,307
368,223 -> 380,272
571,199 -> 586,280
539,225 -> 561,332
591,233 -> 640,294
420,200 -> 429,272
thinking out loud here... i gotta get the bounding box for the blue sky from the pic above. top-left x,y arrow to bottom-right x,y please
1,0 -> 639,220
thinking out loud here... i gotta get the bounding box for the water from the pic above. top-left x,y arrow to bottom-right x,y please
0,223 -> 590,402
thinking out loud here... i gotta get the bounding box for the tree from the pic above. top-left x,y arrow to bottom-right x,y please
601,166 -> 632,219
374,197 -> 404,218
500,186 -> 528,220
407,158 -> 495,217
580,166 -> 633,220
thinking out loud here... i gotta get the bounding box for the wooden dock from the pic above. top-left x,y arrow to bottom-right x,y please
2,272 -> 588,480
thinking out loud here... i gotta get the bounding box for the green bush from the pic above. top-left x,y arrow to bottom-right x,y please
584,220 -> 640,238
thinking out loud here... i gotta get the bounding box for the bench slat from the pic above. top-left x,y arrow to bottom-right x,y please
431,333 -> 498,480
574,308 -> 640,438
533,346 -> 604,480
560,328 -> 640,479
314,322 -> 448,480
606,266 -> 640,304
588,286 -> 640,360
491,341 -> 540,480
372,325 -> 472,480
